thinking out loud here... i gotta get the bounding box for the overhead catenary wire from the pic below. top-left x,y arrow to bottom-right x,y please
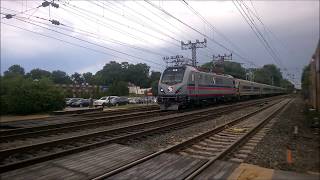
57,2 -> 181,56
61,1 -> 181,49
180,0 -> 252,63
2,6 -> 169,59
1,10 -> 166,69
1,21 -> 164,71
239,0 -> 284,65
62,0 -> 210,61
133,1 -> 217,62
233,0 -> 284,69
144,0 -> 250,63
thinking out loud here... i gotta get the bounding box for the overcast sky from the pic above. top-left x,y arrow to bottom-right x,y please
1,0 -> 319,88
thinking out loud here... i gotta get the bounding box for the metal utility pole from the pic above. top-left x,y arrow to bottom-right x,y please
212,53 -> 232,74
181,39 -> 207,67
163,55 -> 192,67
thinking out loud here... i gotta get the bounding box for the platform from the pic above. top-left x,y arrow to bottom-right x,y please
0,144 -> 152,180
0,143 -> 318,180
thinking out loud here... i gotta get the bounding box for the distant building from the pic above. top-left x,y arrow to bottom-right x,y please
128,82 -> 151,95
55,84 -> 107,97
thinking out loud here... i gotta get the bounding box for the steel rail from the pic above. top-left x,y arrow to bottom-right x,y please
0,98 -> 279,173
90,97 -> 288,179
183,99 -> 291,179
0,109 -> 164,139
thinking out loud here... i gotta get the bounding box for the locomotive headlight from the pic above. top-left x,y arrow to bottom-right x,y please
160,88 -> 164,92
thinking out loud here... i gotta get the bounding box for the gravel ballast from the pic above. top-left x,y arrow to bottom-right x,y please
245,97 -> 320,174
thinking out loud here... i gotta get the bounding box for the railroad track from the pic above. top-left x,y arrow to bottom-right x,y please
0,105 -> 159,130
0,109 -> 169,141
91,97 -> 291,179
71,105 -> 159,118
0,97 -> 280,173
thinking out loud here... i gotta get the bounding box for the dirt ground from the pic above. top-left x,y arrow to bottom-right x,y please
246,97 -> 320,174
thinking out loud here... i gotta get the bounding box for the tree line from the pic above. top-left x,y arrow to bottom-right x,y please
1,60 -> 294,115
1,62 -> 161,115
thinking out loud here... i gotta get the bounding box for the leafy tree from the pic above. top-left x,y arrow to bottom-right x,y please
51,70 -> 72,84
82,72 -> 95,85
71,72 -> 85,84
201,61 -> 246,79
253,64 -> 283,86
1,77 -> 65,115
94,61 -> 151,88
26,68 -> 51,80
126,63 -> 150,87
107,81 -> 129,96
4,64 -> 25,77
150,71 -> 161,82
280,79 -> 294,92
95,61 -> 123,85
151,81 -> 159,96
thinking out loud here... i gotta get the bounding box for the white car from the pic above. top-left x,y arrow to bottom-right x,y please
93,96 -> 118,107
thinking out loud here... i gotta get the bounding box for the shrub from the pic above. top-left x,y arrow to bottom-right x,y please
1,77 -> 65,115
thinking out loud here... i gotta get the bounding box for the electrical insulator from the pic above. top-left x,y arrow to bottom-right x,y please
50,19 -> 60,25
42,1 -> 50,7
5,14 -> 13,19
51,3 -> 59,8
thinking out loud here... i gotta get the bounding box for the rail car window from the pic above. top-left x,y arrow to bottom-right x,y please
161,67 -> 186,85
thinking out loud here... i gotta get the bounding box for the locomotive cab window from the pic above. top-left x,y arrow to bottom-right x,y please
161,67 -> 186,85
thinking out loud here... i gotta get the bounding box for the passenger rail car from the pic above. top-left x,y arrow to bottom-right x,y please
158,65 -> 285,110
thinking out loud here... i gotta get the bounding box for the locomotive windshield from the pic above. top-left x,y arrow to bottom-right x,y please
161,67 -> 186,85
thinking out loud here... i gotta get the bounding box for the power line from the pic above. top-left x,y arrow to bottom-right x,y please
1,11 -> 166,68
144,0 -> 250,63
2,6 -> 169,58
61,1 -> 181,48
1,21 -> 164,71
233,0 -> 284,69
181,0 -> 250,61
64,0 -> 210,62
58,2 -> 181,56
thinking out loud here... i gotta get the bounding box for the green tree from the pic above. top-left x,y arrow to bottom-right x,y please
280,79 -> 294,92
126,63 -> 150,87
26,68 -> 51,80
4,64 -> 25,77
150,71 -> 161,82
151,81 -> 159,96
82,72 -> 95,85
1,77 -> 65,115
51,70 -> 72,84
107,81 -> 129,96
201,61 -> 246,79
95,61 -> 123,85
253,64 -> 283,86
71,72 -> 84,84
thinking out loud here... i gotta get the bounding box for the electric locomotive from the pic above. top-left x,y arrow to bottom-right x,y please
157,65 -> 236,110
157,65 -> 286,110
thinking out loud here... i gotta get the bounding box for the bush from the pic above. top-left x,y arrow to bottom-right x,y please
107,81 -> 129,96
1,77 -> 65,115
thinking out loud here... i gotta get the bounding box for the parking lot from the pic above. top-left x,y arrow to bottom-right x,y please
65,96 -> 157,109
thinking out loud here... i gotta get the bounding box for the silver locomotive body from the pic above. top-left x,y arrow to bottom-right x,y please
157,65 -> 286,111
158,65 -> 236,110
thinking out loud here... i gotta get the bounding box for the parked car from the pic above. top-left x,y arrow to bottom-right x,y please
128,97 -> 143,104
94,96 -> 118,107
108,96 -> 129,106
66,98 -> 83,106
71,99 -> 90,107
